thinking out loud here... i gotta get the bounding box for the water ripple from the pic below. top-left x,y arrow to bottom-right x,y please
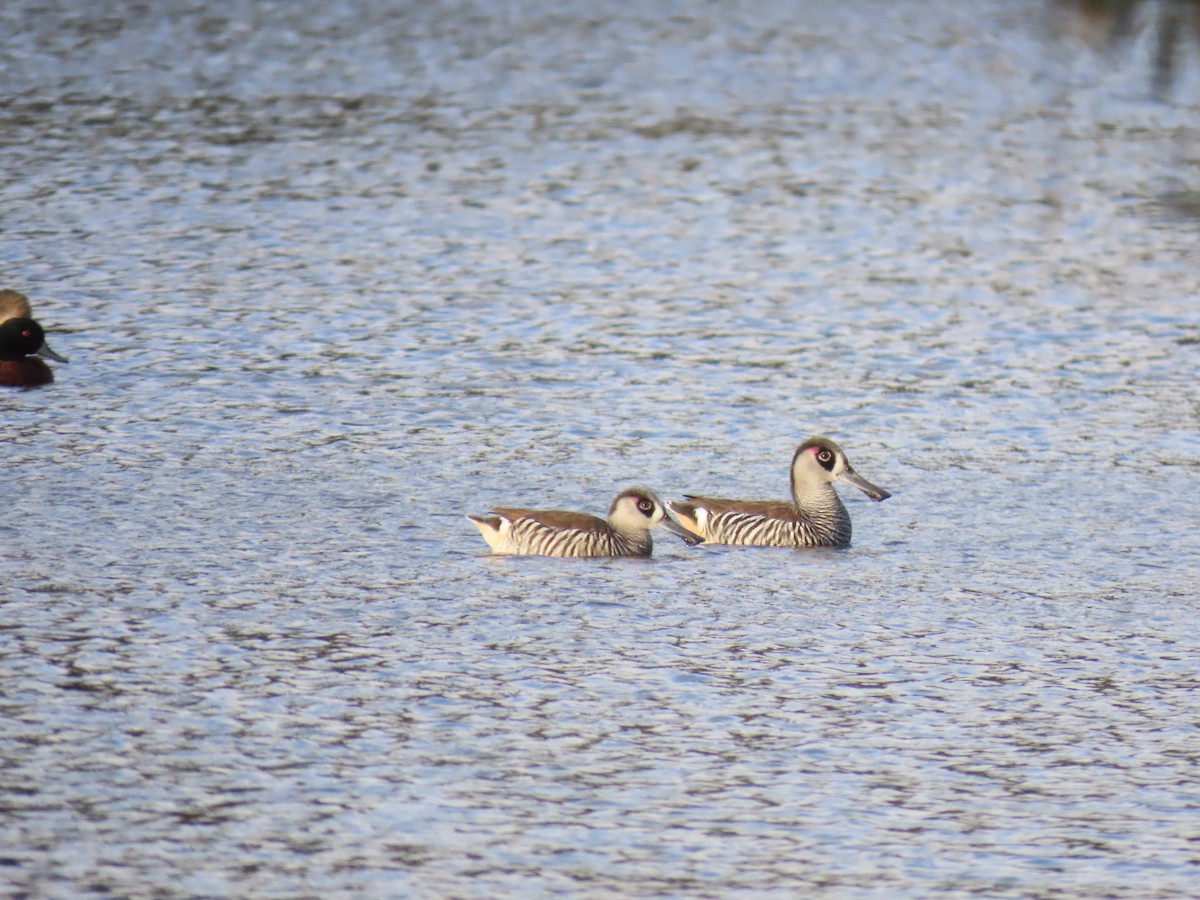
4,0 -> 1200,896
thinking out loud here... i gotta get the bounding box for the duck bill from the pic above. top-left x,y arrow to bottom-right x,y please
36,341 -> 68,364
657,516 -> 704,546
837,467 -> 890,501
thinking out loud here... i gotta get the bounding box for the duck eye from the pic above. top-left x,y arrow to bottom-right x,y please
637,498 -> 654,514
818,450 -> 832,463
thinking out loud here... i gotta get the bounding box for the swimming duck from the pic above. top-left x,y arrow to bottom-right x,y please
668,437 -> 890,548
0,289 -> 68,387
468,487 -> 699,557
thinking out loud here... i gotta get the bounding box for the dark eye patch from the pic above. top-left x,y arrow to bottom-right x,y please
636,498 -> 655,515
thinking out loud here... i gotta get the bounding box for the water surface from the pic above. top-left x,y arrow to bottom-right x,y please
2,1 -> 1199,896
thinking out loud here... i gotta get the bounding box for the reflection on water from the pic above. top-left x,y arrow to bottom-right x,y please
1052,0 -> 1200,222
3,0 -> 1200,896
1055,0 -> 1200,96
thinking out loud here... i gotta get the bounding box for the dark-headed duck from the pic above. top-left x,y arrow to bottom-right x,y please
0,289 -> 68,387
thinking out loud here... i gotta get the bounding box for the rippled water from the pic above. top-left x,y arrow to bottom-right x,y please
3,0 -> 1200,896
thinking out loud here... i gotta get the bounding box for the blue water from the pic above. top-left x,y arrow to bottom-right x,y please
3,0 -> 1200,896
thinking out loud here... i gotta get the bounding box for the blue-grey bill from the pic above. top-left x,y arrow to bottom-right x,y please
659,516 -> 704,546
37,341 -> 68,364
839,468 -> 890,502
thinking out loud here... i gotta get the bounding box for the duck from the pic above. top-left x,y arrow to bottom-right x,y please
668,437 -> 890,548
0,289 -> 68,387
468,487 -> 700,557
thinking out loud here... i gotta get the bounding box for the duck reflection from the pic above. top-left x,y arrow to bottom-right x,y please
1055,0 -> 1200,97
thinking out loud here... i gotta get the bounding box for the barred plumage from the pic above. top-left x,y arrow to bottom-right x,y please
500,519 -> 641,557
668,437 -> 890,549
468,488 -> 699,558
